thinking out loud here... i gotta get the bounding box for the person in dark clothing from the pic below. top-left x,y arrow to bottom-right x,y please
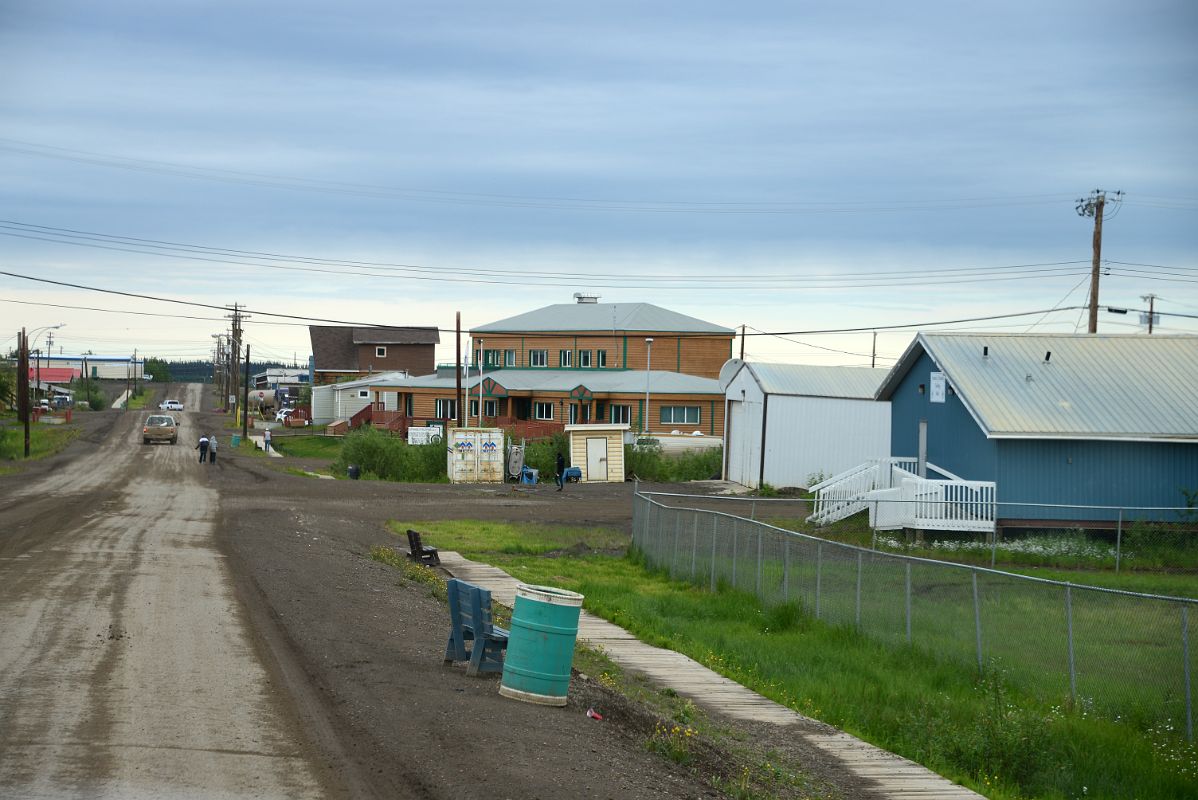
556,452 -> 566,491
196,434 -> 209,463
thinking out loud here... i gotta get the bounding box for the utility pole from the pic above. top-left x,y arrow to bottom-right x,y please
739,325 -> 745,360
242,344 -> 251,443
18,329 -> 30,457
871,332 -> 877,368
1075,189 -> 1123,333
227,304 -> 247,425
455,312 -> 463,428
1141,293 -> 1157,334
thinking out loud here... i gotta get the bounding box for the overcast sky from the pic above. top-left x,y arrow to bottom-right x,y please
2,1 -> 1195,369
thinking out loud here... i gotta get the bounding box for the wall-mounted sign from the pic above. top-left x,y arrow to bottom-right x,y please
929,372 -> 946,404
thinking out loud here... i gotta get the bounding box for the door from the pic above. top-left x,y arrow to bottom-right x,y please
726,400 -> 752,487
586,437 -> 608,481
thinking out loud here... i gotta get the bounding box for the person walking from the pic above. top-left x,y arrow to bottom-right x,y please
208,435 -> 217,463
196,434 -> 209,463
555,451 -> 566,492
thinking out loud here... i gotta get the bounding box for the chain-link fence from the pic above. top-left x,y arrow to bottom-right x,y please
633,490 -> 1196,740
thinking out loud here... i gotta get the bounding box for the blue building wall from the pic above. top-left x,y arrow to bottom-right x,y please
889,351 -> 998,481
890,347 -> 1198,523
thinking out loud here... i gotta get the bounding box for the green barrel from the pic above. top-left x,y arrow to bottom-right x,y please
499,584 -> 585,706
230,434 -> 241,448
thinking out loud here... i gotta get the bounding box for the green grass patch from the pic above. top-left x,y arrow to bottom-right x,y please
0,422 -> 81,461
271,434 -> 343,459
395,519 -> 1198,800
332,426 -> 447,482
388,519 -> 630,557
126,393 -> 149,410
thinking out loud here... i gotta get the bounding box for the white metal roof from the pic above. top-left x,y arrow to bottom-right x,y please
878,333 -> 1198,442
368,368 -> 721,395
739,362 -> 890,399
471,302 -> 734,334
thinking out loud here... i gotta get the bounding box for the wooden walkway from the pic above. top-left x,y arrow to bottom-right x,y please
438,551 -> 982,800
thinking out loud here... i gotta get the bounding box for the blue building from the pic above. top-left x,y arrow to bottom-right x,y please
876,333 -> 1198,525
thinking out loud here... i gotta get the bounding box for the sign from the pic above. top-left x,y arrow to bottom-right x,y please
929,372 -> 946,404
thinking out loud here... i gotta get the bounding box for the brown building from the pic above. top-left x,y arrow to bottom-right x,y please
468,296 -> 734,379
309,325 -> 439,385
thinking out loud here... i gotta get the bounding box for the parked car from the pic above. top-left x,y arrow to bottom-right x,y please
159,400 -> 184,411
143,414 -> 178,445
275,408 -> 294,423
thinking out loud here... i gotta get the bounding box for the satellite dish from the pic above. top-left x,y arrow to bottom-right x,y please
718,358 -> 744,391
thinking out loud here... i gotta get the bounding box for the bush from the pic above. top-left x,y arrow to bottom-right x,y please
332,427 -> 447,482
625,440 -> 722,482
521,432 -> 569,479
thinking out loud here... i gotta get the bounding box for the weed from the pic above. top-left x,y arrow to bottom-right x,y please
625,439 -> 722,482
333,427 -> 447,482
369,545 -> 447,601
645,720 -> 697,764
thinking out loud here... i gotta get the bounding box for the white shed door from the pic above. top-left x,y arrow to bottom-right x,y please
726,400 -> 753,487
586,437 -> 608,481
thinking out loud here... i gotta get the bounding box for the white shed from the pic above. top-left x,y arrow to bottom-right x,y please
565,423 -> 629,482
721,361 -> 890,490
311,374 -> 391,424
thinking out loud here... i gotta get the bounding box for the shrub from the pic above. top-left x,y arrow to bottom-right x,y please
332,427 -> 447,482
521,432 -> 569,479
625,440 -> 722,482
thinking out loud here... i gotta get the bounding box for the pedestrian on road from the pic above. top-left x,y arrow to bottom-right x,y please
208,435 -> 217,463
196,434 -> 209,463
555,451 -> 566,492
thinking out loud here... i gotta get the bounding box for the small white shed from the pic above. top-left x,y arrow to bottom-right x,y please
565,424 -> 629,482
721,361 -> 890,490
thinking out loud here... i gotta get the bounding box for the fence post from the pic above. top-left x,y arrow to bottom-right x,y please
1183,604 -> 1192,742
1115,510 -> 1123,574
756,529 -> 764,600
710,516 -> 718,593
905,561 -> 912,644
815,542 -> 823,620
751,499 -> 757,520
690,514 -> 698,580
871,500 -> 878,550
672,511 -> 682,576
990,521 -> 998,568
731,519 -> 739,589
855,551 -> 863,629
972,570 -> 983,674
783,538 -> 790,603
1066,584 -> 1077,704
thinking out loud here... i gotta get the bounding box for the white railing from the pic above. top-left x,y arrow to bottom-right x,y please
813,458 -> 996,533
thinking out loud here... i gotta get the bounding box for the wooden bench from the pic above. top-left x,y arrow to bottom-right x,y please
443,579 -> 509,676
406,529 -> 440,566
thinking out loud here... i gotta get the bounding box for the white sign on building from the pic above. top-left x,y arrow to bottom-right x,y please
929,372 -> 946,404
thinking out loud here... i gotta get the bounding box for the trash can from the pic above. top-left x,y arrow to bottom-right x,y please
499,584 -> 584,706
347,464 -> 361,480
520,466 -> 539,485
230,434 -> 241,448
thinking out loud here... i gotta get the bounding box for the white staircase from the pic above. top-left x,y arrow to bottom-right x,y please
807,458 -> 996,533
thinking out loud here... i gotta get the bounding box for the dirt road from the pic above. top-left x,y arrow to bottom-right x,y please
0,385 -> 327,798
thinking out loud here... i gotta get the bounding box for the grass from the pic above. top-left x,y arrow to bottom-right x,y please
0,420 -> 81,461
392,519 -> 1198,800
270,434 -> 343,460
333,427 -> 448,482
126,393 -> 149,410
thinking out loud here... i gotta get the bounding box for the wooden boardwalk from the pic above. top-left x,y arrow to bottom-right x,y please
439,551 -> 982,800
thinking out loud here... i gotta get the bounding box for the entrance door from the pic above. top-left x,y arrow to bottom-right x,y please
726,400 -> 750,487
586,437 -> 608,481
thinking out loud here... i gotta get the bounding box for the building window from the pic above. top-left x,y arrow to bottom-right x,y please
559,349 -> 573,368
485,399 -> 497,417
376,346 -> 386,358
661,406 -> 700,425
530,349 -> 548,367
611,404 -> 631,424
484,349 -> 500,367
578,350 -> 591,368
504,349 -> 516,367
469,399 -> 478,417
596,350 -> 607,368
435,398 -> 457,419
534,401 -> 554,420
358,390 -> 370,399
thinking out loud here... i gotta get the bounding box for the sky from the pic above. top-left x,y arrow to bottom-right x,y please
1,1 -> 1196,370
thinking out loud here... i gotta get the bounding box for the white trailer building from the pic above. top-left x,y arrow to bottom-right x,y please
721,360 -> 891,490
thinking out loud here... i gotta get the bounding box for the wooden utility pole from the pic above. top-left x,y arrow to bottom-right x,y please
18,329 -> 30,457
242,344 -> 251,442
1142,293 -> 1157,334
871,331 -> 877,368
455,312 -> 464,428
1076,189 -> 1122,334
739,325 -> 745,360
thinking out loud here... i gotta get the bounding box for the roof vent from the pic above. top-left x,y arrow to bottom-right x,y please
574,292 -> 600,304
982,346 -> 989,358
1044,351 -> 1052,363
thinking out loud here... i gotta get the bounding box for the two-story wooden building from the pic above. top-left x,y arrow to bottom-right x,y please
308,325 -> 439,386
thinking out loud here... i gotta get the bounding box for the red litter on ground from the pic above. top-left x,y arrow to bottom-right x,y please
586,708 -> 604,721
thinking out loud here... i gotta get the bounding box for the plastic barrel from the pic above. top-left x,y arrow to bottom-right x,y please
347,464 -> 361,480
230,434 -> 241,448
500,584 -> 584,706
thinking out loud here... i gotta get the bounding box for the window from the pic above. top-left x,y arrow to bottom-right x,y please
610,404 -> 631,424
404,394 -> 413,416
569,405 -> 578,424
661,406 -> 700,425
530,349 -> 548,367
375,346 -> 386,358
435,398 -> 457,419
357,389 -> 370,399
534,402 -> 554,420
469,399 -> 479,417
484,349 -> 500,367
504,349 -> 516,367
484,399 -> 497,417
596,350 -> 607,368
578,350 -> 591,368
559,349 -> 573,368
